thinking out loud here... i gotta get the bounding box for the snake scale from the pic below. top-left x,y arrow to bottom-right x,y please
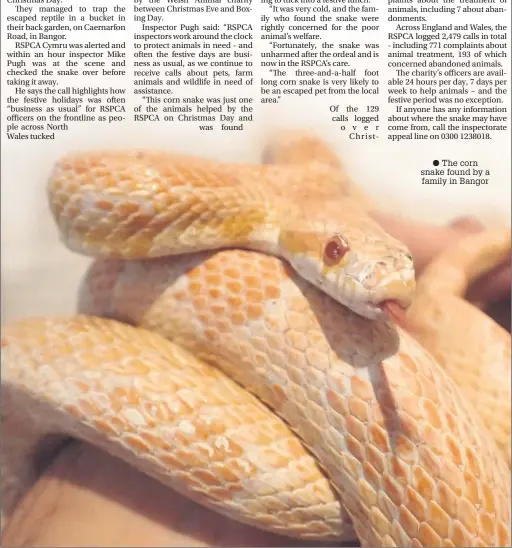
1,131 -> 510,547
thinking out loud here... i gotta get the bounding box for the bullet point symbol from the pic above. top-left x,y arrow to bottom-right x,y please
433,160 -> 440,166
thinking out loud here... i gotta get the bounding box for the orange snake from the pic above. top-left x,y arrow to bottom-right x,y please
1,131 -> 510,546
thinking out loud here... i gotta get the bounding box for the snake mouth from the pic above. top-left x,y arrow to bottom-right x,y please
380,299 -> 408,326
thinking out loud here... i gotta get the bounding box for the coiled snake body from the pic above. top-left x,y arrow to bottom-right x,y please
1,132 -> 510,547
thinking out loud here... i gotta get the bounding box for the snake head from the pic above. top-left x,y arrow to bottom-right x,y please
279,221 -> 416,320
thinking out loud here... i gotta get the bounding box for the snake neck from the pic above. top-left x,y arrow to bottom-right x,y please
244,211 -> 282,256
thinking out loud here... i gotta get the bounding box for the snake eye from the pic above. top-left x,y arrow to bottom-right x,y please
323,234 -> 349,266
